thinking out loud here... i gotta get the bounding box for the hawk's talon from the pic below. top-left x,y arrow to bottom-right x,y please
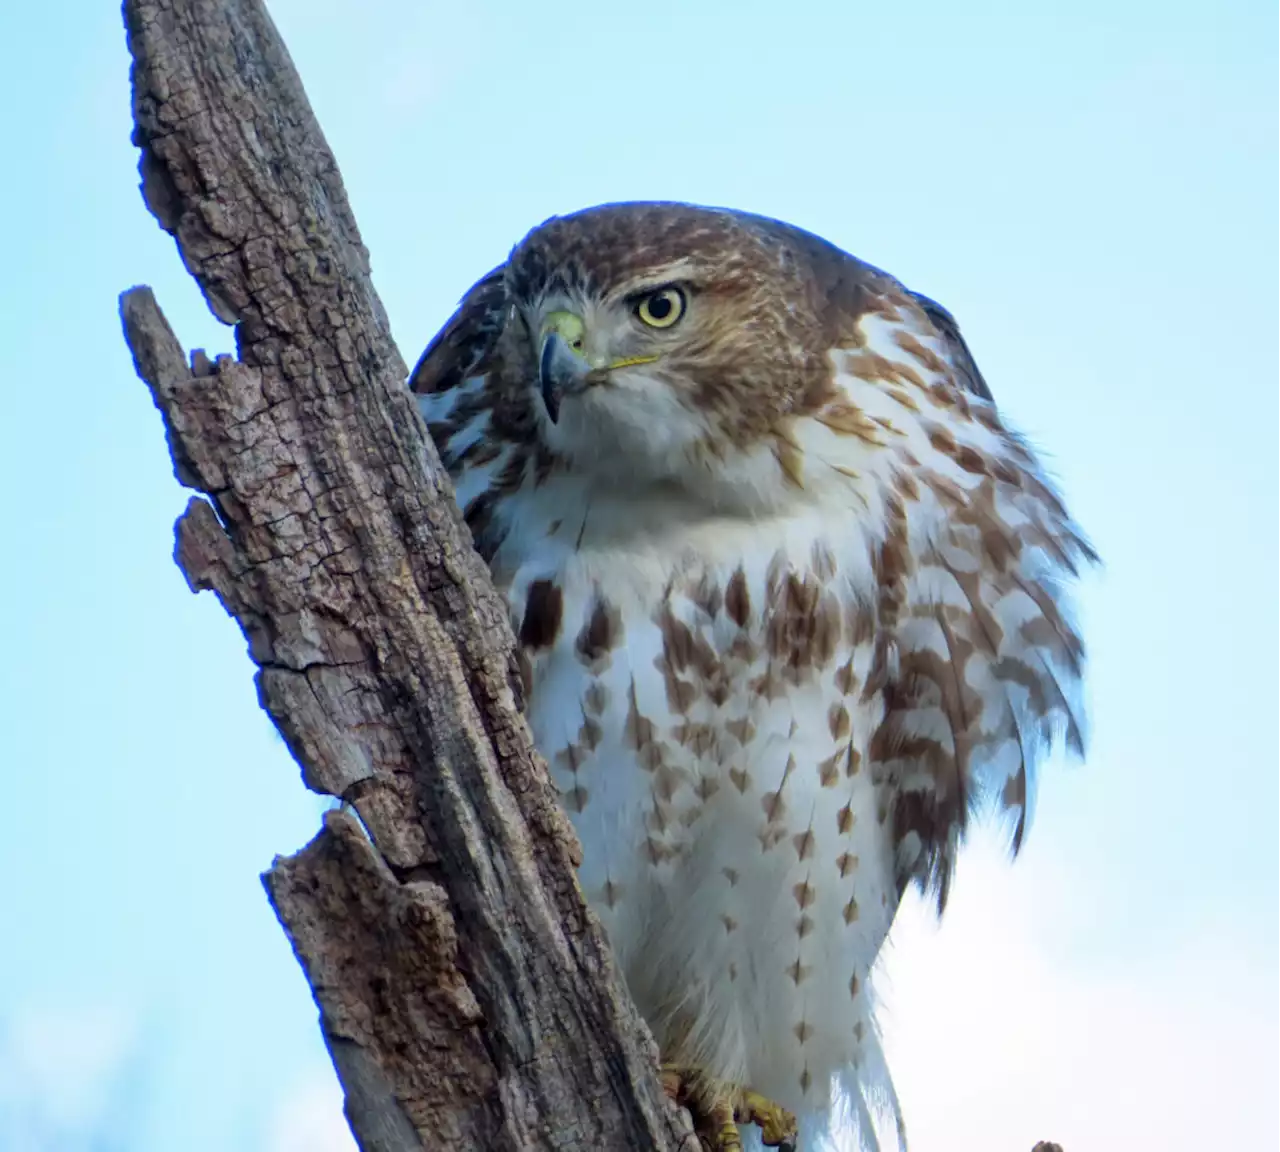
734,1087 -> 798,1150
661,1063 -> 798,1152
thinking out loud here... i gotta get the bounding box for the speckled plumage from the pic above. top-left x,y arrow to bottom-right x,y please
411,202 -> 1094,1150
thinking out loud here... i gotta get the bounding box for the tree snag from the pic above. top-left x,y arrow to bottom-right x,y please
118,1 -> 692,1149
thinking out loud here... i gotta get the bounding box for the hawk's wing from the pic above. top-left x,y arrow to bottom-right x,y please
909,291 -> 994,402
409,265 -> 508,398
408,266 -> 532,561
817,295 -> 1093,912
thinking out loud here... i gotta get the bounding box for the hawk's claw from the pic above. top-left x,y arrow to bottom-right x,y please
734,1087 -> 798,1150
662,1063 -> 799,1152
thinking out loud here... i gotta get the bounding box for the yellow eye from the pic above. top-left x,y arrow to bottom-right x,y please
634,287 -> 686,329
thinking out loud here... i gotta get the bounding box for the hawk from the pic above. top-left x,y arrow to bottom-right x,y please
411,203 -> 1093,1151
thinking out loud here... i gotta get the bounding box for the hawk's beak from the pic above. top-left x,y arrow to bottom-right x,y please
539,310 -> 589,423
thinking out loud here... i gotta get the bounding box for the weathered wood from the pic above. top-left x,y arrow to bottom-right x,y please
118,1 -> 692,1148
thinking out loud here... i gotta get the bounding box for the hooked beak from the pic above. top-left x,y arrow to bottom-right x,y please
538,310 -> 589,423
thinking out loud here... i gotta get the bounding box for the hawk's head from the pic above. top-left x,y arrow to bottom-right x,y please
504,202 -> 875,494
414,201 -> 992,511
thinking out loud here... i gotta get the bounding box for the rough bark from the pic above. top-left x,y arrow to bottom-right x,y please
118,2 -> 691,1149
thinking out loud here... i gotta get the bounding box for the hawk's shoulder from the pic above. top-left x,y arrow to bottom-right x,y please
409,265 -> 508,398
905,292 -> 993,402
733,210 -> 994,403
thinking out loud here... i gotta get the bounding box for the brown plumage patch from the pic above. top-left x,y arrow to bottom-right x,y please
657,665 -> 697,714
725,567 -> 752,628
819,744 -> 859,785
748,664 -> 787,703
582,681 -> 610,715
872,493 -> 912,634
892,328 -> 949,376
644,836 -> 678,865
657,606 -> 721,682
1015,579 -> 1086,677
954,444 -> 992,475
624,681 -> 663,772
555,743 -> 584,773
762,754 -> 796,827
761,786 -> 789,824
461,490 -> 504,562
653,763 -> 689,804
893,468 -> 921,502
576,593 -> 624,672
845,601 -> 876,648
843,348 -> 927,391
815,401 -> 883,444
921,469 -> 967,510
690,573 -> 723,619
519,579 -> 563,650
674,721 -> 719,757
833,656 -> 860,697
764,570 -> 841,680
695,775 -> 721,803
1002,768 -> 1028,851
576,716 -> 603,752
792,829 -> 816,861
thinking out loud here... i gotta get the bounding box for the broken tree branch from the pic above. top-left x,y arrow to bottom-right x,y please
118,1 -> 692,1148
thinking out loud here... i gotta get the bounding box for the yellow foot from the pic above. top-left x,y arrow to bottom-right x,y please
734,1088 -> 798,1148
661,1064 -> 798,1152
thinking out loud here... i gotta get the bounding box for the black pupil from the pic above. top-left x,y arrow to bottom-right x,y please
646,293 -> 673,320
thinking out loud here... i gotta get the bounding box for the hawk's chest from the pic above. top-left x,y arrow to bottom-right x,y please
492,484 -> 896,945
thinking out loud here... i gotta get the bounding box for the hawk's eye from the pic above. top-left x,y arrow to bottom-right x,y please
634,287 -> 686,329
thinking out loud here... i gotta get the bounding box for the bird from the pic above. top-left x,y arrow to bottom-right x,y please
410,202 -> 1094,1151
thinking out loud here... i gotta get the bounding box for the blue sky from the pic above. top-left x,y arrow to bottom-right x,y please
0,2 -> 1275,1150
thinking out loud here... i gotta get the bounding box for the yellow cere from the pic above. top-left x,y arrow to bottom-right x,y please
541,310 -> 586,352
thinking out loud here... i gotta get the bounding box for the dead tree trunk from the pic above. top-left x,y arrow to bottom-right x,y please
118,2 -> 692,1149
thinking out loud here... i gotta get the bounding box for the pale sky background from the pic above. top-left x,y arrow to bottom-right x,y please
0,2 -> 1275,1151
